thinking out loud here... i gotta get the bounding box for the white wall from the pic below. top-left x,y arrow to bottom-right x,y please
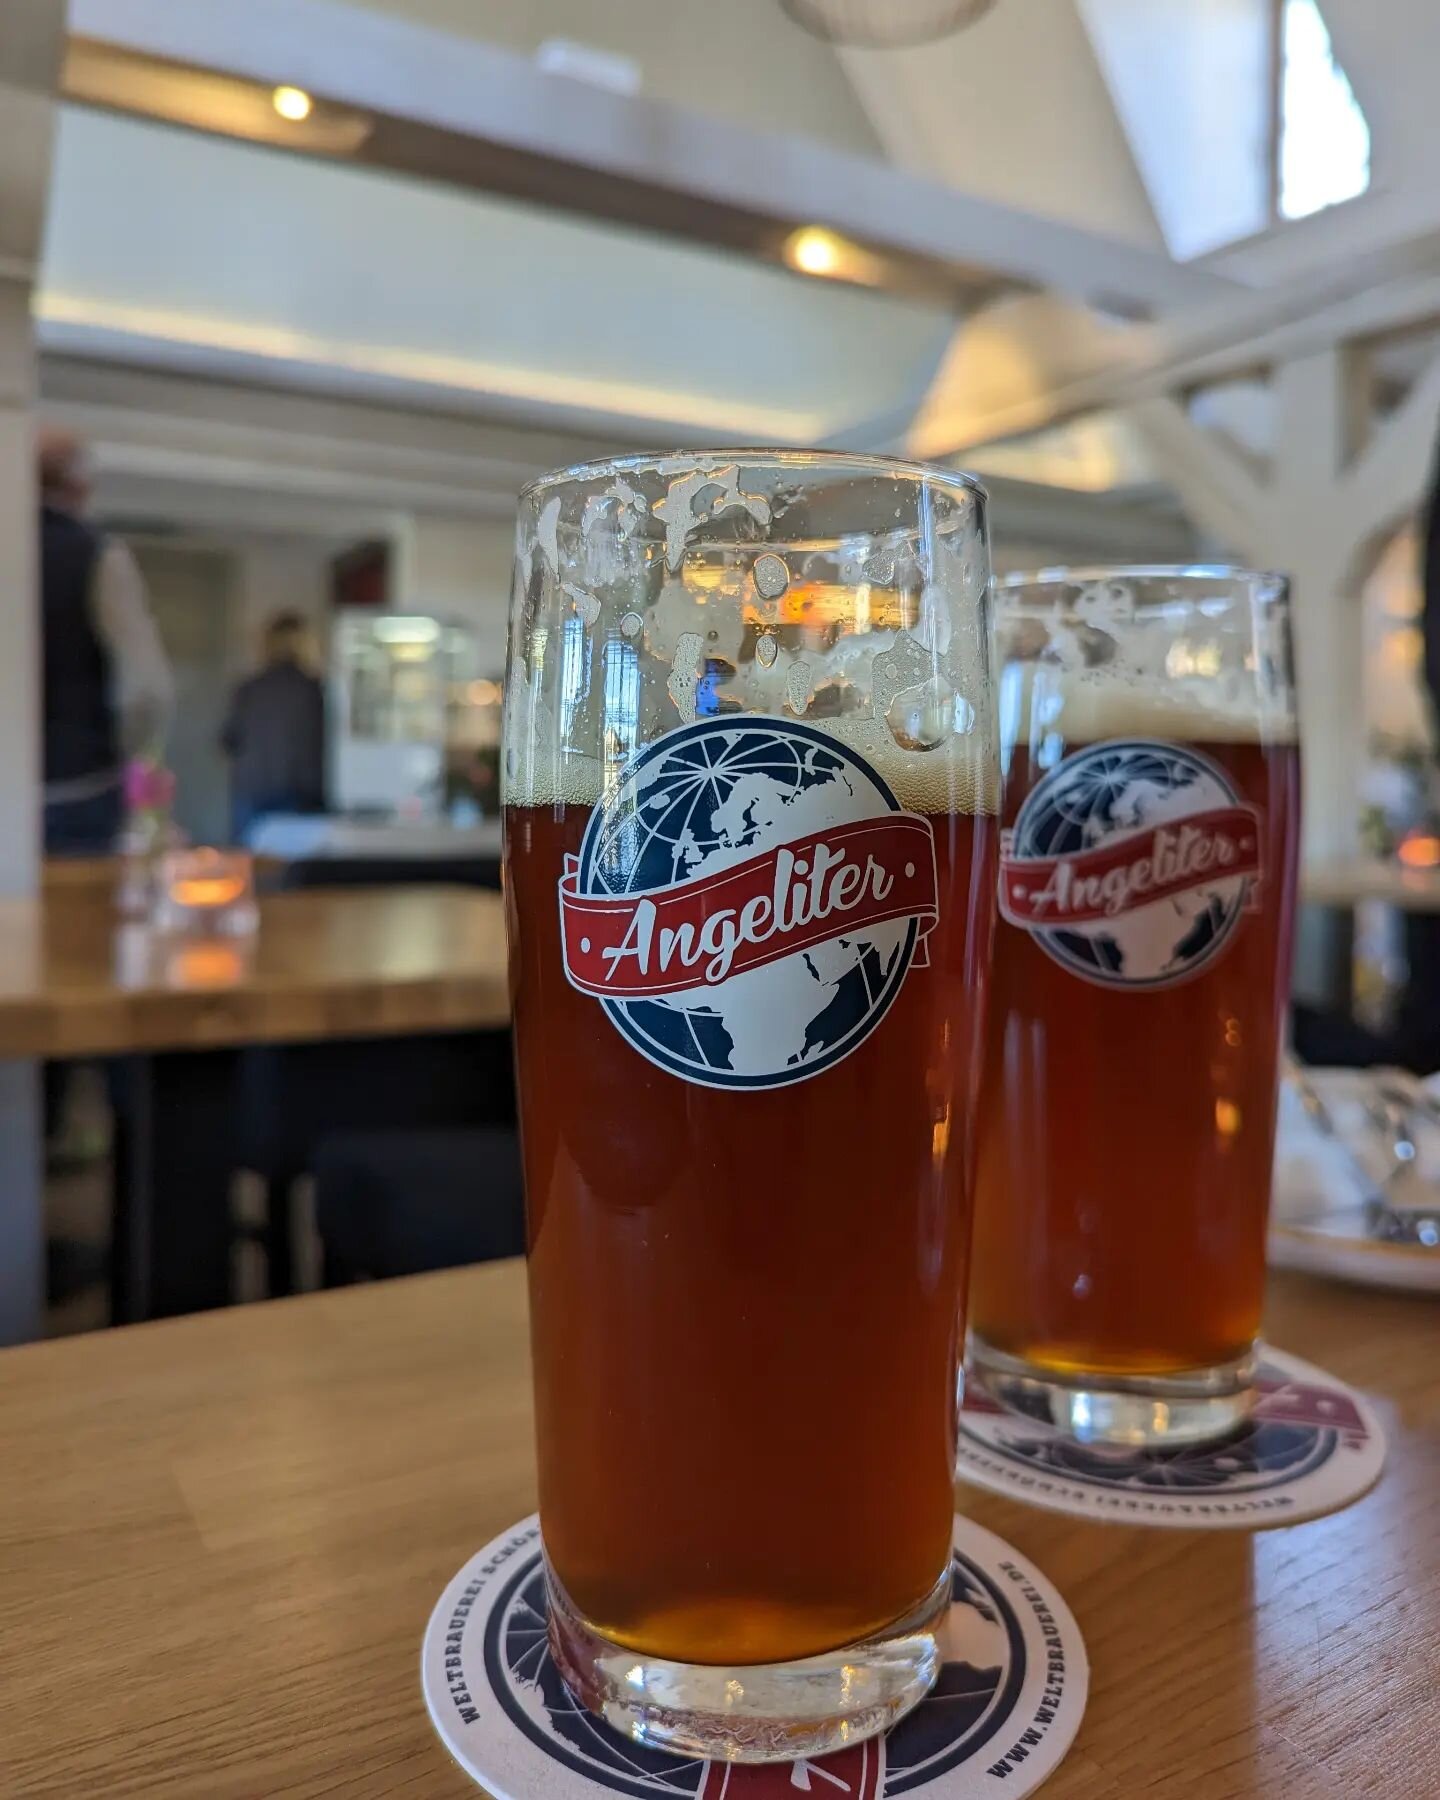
40,105 -> 955,447
1321,0 -> 1433,195
230,538 -> 333,669
122,532 -> 338,841
395,515 -> 513,675
0,0 -> 63,1345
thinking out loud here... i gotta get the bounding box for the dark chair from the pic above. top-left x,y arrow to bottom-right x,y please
237,854 -> 512,1295
313,1127 -> 525,1282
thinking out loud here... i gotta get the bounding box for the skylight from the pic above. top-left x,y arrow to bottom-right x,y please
1277,0 -> 1371,221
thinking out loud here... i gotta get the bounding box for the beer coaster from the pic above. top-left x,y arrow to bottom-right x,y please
956,1347 -> 1385,1528
422,1513 -> 1088,1798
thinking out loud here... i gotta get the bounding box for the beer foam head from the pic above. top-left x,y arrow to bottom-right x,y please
505,713 -> 997,815
995,566 -> 1297,748
1004,665 -> 1297,747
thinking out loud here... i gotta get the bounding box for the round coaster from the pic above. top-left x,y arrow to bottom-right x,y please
422,1514 -> 1088,1798
956,1347 -> 1385,1528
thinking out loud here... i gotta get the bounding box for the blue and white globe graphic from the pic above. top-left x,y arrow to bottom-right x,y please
1010,737 -> 1251,989
576,718 -> 920,1089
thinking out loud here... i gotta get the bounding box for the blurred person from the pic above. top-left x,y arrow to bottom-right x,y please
222,612 -> 327,842
38,427 -> 173,854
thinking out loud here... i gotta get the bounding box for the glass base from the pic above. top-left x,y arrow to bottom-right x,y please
545,1562 -> 950,1764
969,1337 -> 1258,1447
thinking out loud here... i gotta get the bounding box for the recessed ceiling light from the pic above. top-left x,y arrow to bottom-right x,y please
272,85 -> 314,123
786,226 -> 846,277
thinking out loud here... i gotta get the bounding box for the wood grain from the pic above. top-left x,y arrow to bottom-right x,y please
1302,857 -> 1440,912
0,1265 -> 1433,1798
0,884 -> 510,1056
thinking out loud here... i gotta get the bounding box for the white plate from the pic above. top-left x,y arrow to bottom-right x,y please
1271,1067 -> 1440,1294
1269,1214 -> 1440,1294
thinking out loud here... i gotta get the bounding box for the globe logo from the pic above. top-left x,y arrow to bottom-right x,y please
999,738 -> 1262,991
559,718 -> 939,1089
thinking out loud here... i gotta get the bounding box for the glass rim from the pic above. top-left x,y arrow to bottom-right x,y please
998,563 -> 1288,593
518,446 -> 989,508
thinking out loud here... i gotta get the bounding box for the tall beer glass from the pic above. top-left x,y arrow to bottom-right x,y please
970,567 -> 1300,1446
503,452 -> 998,1761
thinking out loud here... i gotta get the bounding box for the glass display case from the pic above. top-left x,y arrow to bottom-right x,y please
329,613 -> 500,817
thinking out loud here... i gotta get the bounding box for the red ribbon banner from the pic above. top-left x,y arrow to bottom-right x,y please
1000,805 -> 1261,928
560,815 -> 939,999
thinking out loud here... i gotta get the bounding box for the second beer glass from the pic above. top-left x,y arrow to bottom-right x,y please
504,452 -> 999,1762
970,567 -> 1300,1446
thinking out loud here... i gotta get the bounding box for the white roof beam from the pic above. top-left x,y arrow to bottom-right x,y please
914,226 -> 1440,457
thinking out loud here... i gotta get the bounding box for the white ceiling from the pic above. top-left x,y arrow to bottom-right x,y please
31,0 -> 1440,512
839,0 -> 1164,247
344,0 -> 884,158
37,105 -> 959,445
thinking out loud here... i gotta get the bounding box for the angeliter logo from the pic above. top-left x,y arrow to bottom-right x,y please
559,718 -> 939,1089
999,738 -> 1261,991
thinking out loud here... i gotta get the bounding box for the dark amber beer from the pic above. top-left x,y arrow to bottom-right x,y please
509,797 -> 994,1664
969,570 -> 1300,1445
503,451 -> 999,1760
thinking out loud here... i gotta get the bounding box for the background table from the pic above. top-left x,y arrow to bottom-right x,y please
0,883 -> 509,1056
1302,858 -> 1440,913
0,883 -> 510,1329
0,1261 -> 1434,1797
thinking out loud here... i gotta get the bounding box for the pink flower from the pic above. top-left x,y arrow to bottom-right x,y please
125,758 -> 176,814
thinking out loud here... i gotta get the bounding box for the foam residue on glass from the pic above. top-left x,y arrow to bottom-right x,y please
504,455 -> 999,815
994,572 -> 1297,774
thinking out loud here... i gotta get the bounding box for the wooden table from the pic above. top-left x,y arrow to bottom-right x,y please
0,883 -> 510,1332
0,1262 -> 1433,1798
1303,858 -> 1440,912
0,883 -> 509,1056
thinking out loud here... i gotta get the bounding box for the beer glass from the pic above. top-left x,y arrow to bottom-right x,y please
503,451 -> 998,1761
970,567 -> 1300,1446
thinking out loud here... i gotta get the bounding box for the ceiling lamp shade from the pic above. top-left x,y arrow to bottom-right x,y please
780,0 -> 997,46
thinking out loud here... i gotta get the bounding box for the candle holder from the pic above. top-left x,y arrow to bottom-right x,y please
152,848 -> 259,938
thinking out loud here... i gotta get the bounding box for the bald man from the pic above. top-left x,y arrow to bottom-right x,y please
37,428 -> 173,853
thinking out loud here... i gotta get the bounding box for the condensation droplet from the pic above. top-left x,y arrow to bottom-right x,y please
871,636 -> 931,713
885,677 -> 975,752
618,611 -> 643,639
786,659 -> 813,715
755,633 -> 778,668
536,495 -> 562,574
562,581 -> 601,625
753,552 -> 789,600
667,632 -> 704,722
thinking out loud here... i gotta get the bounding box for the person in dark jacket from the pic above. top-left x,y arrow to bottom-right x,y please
38,428 -> 173,853
222,613 -> 327,842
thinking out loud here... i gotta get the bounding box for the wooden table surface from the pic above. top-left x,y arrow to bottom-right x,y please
1302,856 -> 1440,912
0,883 -> 510,1056
0,1264 -> 1434,1798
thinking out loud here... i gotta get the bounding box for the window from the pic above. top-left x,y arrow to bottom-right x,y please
1274,0 -> 1370,221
